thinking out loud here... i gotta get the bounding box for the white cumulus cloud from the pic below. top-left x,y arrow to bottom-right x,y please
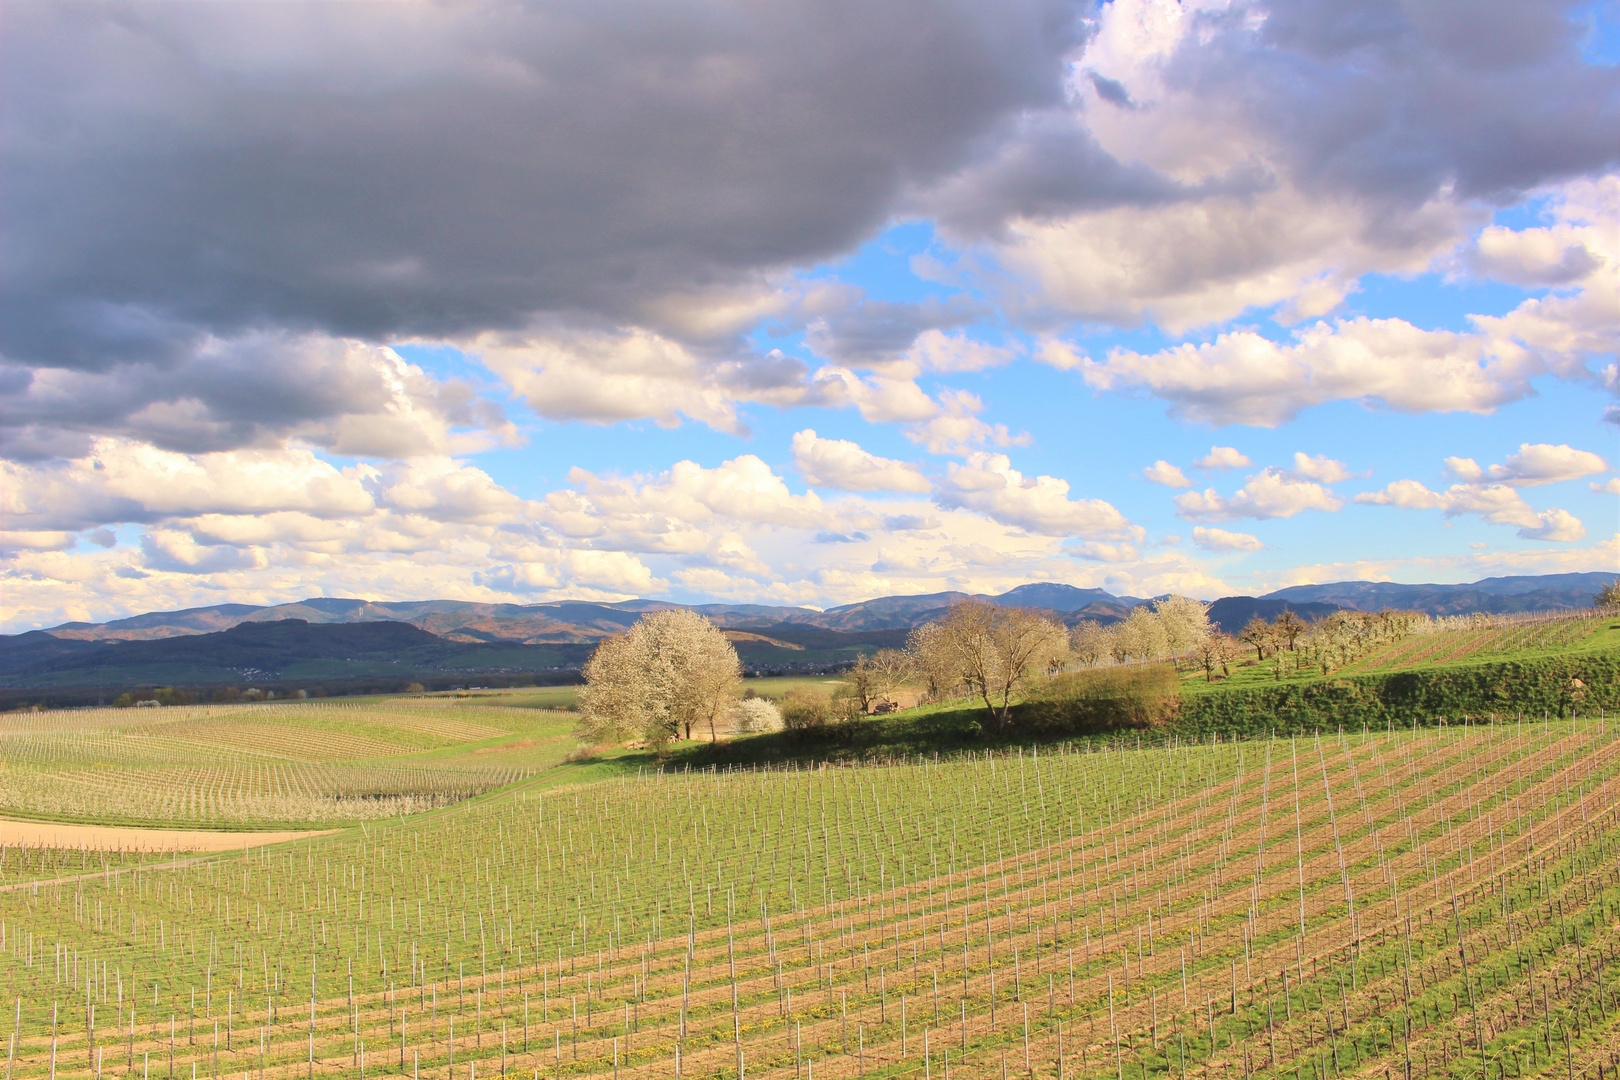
1287,453 -> 1354,484
1444,443 -> 1609,487
1356,481 -> 1585,542
1192,526 -> 1263,553
1143,460 -> 1192,488
935,453 -> 1142,540
2,438 -> 377,532
1194,446 -> 1251,471
474,326 -> 807,435
900,390 -> 1031,456
1174,468 -> 1344,522
790,430 -> 931,493
1078,318 -> 1546,427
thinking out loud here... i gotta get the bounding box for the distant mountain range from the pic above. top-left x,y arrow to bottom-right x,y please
26,572 -> 1610,642
34,583 -> 1147,643
2,572 -> 1608,696
1261,573 -> 1612,616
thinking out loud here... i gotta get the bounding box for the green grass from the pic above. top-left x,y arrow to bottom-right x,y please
741,675 -> 853,699
404,676 -> 857,712
2,714 -> 1618,1079
0,700 -> 583,828
1189,612 -> 1618,696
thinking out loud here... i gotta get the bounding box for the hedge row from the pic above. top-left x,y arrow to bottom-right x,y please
1168,650 -> 1618,738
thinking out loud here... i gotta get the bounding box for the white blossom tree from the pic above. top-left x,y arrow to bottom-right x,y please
1117,605 -> 1168,665
1069,620 -> 1110,667
1151,595 -> 1211,663
576,609 -> 742,749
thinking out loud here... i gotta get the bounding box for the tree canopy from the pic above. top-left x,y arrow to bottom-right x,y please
910,601 -> 1068,734
576,609 -> 741,750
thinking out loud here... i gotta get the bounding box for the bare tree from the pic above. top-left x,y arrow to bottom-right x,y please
1271,609 -> 1306,651
911,601 -> 1069,734
575,609 -> 742,749
846,648 -> 914,713
906,622 -> 963,703
1194,634 -> 1234,682
1238,616 -> 1270,661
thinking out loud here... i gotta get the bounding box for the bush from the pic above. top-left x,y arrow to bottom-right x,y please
1172,651 -> 1620,737
731,697 -> 783,734
779,689 -> 832,733
1016,664 -> 1180,733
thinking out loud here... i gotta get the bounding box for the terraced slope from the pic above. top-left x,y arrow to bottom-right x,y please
1334,612 -> 1612,675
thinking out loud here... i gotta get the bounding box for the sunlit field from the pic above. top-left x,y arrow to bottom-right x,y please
1,709 -> 1616,1079
0,700 -> 579,827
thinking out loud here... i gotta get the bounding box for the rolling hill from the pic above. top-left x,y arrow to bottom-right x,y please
4,572 -> 1606,696
0,618 -> 914,694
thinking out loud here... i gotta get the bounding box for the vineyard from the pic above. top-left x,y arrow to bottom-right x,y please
1,716 -> 1617,1080
1335,612 -> 1614,676
0,701 -> 578,827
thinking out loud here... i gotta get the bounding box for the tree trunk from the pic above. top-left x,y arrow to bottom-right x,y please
978,692 -> 1002,735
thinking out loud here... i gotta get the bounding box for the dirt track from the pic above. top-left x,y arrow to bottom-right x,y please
0,817 -> 336,852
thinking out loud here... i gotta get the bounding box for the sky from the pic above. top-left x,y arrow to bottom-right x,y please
2,0 -> 1618,632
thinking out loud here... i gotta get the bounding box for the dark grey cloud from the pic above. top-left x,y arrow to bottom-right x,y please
6,0 -> 1615,469
1194,0 -> 1620,207
921,0 -> 1619,246
0,333 -> 505,461
1087,72 -> 1135,109
1,0 -> 1088,381
804,295 -> 991,365
916,110 -> 1195,236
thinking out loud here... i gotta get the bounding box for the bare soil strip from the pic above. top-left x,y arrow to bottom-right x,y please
0,816 -> 336,852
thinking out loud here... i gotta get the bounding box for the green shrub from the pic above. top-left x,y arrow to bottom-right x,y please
1172,651 -> 1620,736
1017,664 -> 1179,734
779,688 -> 833,733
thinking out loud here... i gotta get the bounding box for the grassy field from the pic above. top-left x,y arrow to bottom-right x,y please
377,676 -> 854,714
0,703 -> 1618,1078
0,700 -> 581,828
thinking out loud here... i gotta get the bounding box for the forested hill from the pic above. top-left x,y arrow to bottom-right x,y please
0,618 -> 912,692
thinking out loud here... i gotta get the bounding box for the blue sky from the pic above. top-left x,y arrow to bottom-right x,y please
2,0 -> 1617,629
381,192 -> 1616,603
